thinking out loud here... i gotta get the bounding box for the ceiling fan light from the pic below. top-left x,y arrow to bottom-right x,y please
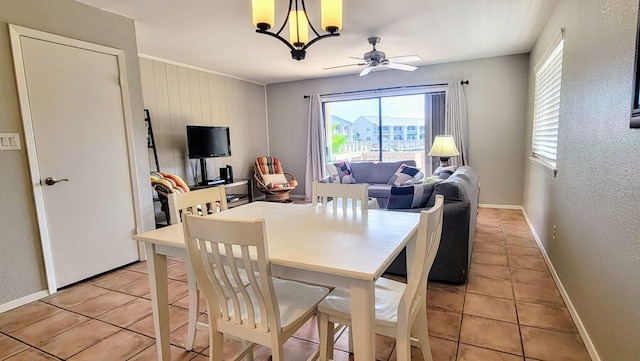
289,10 -> 309,48
252,0 -> 274,31
321,0 -> 342,33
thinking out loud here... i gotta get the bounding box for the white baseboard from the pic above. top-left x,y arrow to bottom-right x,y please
479,203 -> 523,210
520,210 -> 601,361
0,290 -> 50,314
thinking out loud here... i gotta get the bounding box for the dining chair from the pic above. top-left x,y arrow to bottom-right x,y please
317,195 -> 445,361
183,215 -> 330,361
312,181 -> 369,211
167,186 -> 228,351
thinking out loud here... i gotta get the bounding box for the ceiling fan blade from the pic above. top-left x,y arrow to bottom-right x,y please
386,62 -> 417,71
349,56 -> 365,61
386,55 -> 422,63
359,66 -> 373,77
323,63 -> 366,70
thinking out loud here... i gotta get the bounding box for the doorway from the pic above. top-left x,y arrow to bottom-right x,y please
10,25 -> 140,290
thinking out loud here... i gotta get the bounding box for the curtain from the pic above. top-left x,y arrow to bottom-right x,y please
445,82 -> 469,166
426,92 -> 446,173
304,94 -> 327,201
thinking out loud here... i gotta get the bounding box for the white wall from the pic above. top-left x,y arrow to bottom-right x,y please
266,54 -> 529,205
139,58 -> 268,186
523,0 -> 640,359
0,0 -> 151,305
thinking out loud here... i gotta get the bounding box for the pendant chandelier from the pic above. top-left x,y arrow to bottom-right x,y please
252,0 -> 342,60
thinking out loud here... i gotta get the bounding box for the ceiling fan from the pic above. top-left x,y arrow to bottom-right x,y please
325,37 -> 422,76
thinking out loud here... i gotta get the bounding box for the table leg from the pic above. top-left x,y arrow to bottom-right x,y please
145,243 -> 171,360
350,280 -> 376,361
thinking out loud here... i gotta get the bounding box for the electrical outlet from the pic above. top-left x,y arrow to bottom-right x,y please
552,224 -> 557,240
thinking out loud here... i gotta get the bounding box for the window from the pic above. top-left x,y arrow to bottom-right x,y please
322,88 -> 446,170
532,34 -> 564,169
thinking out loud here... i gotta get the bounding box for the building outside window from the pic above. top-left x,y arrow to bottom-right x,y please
323,90 -> 446,170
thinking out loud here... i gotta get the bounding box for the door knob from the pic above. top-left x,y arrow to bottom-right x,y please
44,177 -> 69,186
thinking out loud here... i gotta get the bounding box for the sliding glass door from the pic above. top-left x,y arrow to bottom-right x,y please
324,89 -> 445,172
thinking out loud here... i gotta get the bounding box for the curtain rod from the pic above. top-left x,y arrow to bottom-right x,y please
303,80 -> 469,99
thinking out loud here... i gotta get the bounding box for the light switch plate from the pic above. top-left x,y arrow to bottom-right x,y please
0,133 -> 21,150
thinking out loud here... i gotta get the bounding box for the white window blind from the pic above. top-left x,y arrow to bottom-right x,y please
532,35 -> 564,168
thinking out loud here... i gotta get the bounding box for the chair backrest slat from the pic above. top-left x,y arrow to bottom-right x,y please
168,187 -> 228,225
184,215 -> 279,334
400,195 -> 444,320
312,181 -> 369,211
199,238 -> 231,320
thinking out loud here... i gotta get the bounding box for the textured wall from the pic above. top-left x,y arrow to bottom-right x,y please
523,0 -> 640,359
0,0 -> 151,305
266,55 -> 529,205
139,58 -> 268,186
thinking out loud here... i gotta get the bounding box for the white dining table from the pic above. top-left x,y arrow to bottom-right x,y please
133,201 -> 420,361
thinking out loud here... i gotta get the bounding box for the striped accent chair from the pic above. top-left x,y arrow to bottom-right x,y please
150,171 -> 190,224
253,156 -> 298,201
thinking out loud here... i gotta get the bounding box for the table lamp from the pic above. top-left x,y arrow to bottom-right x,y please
428,135 -> 460,167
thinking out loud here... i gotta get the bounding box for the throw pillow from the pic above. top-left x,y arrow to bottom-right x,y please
433,165 -> 457,179
261,173 -> 288,188
388,164 -> 424,186
423,176 -> 443,184
333,161 -> 357,184
325,163 -> 340,183
386,183 -> 436,209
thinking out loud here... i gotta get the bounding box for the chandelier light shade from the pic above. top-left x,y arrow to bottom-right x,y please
251,0 -> 342,60
428,135 -> 460,167
252,0 -> 275,30
321,0 -> 342,32
289,10 -> 309,47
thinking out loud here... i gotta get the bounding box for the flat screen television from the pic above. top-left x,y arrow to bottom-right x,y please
186,125 -> 231,185
186,125 -> 231,158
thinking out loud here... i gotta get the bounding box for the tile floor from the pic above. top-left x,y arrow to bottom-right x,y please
0,208 -> 592,360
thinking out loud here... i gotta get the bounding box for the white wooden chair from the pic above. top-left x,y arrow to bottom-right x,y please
312,181 -> 369,211
183,215 -> 330,360
167,186 -> 228,351
317,195 -> 445,361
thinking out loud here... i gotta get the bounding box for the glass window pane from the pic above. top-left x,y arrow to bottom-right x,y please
380,95 -> 425,166
325,98 -> 378,161
324,93 -> 430,168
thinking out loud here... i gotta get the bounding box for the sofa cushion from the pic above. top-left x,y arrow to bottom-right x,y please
426,166 -> 477,206
387,183 -> 435,209
433,165 -> 458,179
350,160 -> 416,184
367,184 -> 393,199
387,164 -> 424,186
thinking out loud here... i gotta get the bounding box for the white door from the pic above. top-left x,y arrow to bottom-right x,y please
12,28 -> 139,288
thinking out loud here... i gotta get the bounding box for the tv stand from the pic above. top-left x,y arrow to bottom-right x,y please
206,179 -> 225,186
198,157 -> 210,186
190,179 -> 254,208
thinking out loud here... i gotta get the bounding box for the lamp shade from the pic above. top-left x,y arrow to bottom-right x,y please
428,135 -> 460,157
289,10 -> 309,47
321,0 -> 342,32
252,0 -> 274,30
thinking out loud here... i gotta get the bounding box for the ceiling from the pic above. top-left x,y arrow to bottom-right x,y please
76,0 -> 557,85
